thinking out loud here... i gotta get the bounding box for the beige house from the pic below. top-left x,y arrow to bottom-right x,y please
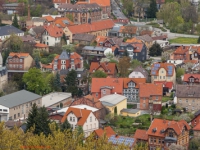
64,19 -> 114,43
42,92 -> 72,108
151,63 -> 176,84
99,94 -> 127,115
120,109 -> 141,117
0,90 -> 42,121
176,85 -> 200,112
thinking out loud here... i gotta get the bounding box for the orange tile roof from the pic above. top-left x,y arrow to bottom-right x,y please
67,19 -> 114,34
44,24 -> 63,37
154,81 -> 173,89
139,83 -> 163,97
126,38 -> 143,43
54,17 -> 74,28
134,129 -> 148,141
173,46 -> 189,55
183,60 -> 198,64
41,63 -> 52,69
94,126 -> 116,138
61,107 -> 92,126
43,16 -> 54,22
183,74 -> 200,82
119,26 -> 137,34
35,43 -> 48,48
123,78 -> 146,89
89,62 -> 117,75
151,63 -> 175,76
193,123 -> 200,131
9,52 -> 29,58
147,119 -> 190,137
90,0 -> 111,6
53,0 -> 67,3
70,52 -> 82,65
95,36 -> 107,45
91,78 -> 124,94
140,30 -> 153,36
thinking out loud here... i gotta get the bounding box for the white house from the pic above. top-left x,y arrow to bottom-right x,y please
129,66 -> 148,79
42,24 -> 63,46
0,105 -> 9,122
154,40 -> 169,48
0,25 -> 24,41
167,60 -> 183,66
61,107 -> 99,137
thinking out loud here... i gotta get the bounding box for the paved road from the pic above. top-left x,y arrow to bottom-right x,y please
111,0 -> 128,20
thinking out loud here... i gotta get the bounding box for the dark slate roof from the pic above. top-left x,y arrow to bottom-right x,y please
59,51 -> 70,60
132,66 -> 149,78
137,34 -> 153,42
0,90 -> 41,108
60,69 -> 69,75
31,26 -> 45,35
20,124 -> 27,132
108,37 -> 123,46
0,25 -> 24,36
176,85 -> 200,98
73,33 -> 96,42
195,110 -> 200,117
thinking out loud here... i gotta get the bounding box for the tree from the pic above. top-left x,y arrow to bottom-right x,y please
134,142 -> 148,150
60,119 -> 71,132
54,72 -> 61,91
35,57 -> 41,69
176,68 -> 185,78
197,36 -> 200,44
149,42 -> 163,56
131,59 -> 141,69
26,103 -> 38,133
161,52 -> 170,62
12,13 -> 19,28
123,49 -> 129,56
5,34 -> 23,52
123,0 -> 133,16
169,143 -> 185,150
23,68 -> 46,94
92,70 -> 107,78
147,0 -> 158,18
65,69 -> 78,97
118,56 -> 131,77
114,107 -> 117,115
76,126 -> 84,136
62,44 -> 75,52
181,5 -> 198,23
66,14 -> 73,22
61,33 -> 67,45
189,138 -> 200,150
2,81 -> 18,95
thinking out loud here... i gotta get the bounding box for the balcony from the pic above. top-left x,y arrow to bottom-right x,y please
164,137 -> 177,143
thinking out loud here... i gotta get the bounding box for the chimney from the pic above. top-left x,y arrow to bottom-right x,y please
27,5 -> 31,21
163,119 -> 166,123
115,134 -> 118,137
84,108 -> 87,110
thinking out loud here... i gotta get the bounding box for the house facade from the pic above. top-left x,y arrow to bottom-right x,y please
176,85 -> 200,112
89,62 -> 118,77
0,90 -> 42,121
61,107 -> 99,137
42,24 -> 63,46
139,83 -> 163,111
147,118 -> 190,150
151,63 -> 176,84
183,74 -> 200,85
53,0 -> 68,8
129,66 -> 149,79
58,3 -> 102,24
123,78 -> 146,103
191,110 -> 200,127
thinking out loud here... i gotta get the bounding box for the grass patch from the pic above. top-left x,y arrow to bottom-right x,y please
162,96 -> 171,102
127,104 -> 137,109
146,22 -> 167,32
169,37 -> 198,44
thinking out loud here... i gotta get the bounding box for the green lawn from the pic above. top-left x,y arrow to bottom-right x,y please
169,37 -> 198,44
162,96 -> 171,102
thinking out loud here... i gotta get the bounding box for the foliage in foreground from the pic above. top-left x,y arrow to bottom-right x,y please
0,122 -> 129,150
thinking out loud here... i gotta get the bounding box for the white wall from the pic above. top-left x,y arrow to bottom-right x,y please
42,31 -> 61,46
167,60 -> 183,66
0,105 -> 9,122
129,71 -> 145,78
0,33 -> 24,41
82,112 -> 99,137
104,48 -> 112,55
67,112 -> 78,129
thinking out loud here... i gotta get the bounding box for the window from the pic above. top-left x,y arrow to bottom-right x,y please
179,100 -> 182,103
160,76 -> 161,79
14,114 -> 16,119
38,100 -> 40,104
154,138 -> 156,143
163,76 -> 165,79
158,139 -> 161,144
169,132 -> 174,137
18,113 -> 20,117
156,96 -> 158,100
193,100 -> 195,102
47,42 -> 49,45
73,117 -> 75,122
186,100 -> 188,103
20,59 -> 22,62
3,109 -> 7,112
90,117 -> 92,122
86,125 -> 88,129
150,138 -> 153,144
143,97 -> 145,100
154,76 -> 157,79
94,123 -> 96,128
189,78 -> 194,82
103,90 -> 106,95
143,103 -> 146,108
26,104 -> 28,108
70,117 -> 72,121
96,93 -> 98,97
47,37 -> 48,40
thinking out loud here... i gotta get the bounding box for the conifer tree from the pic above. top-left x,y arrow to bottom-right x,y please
60,119 -> 71,132
12,13 -> 19,28
54,72 -> 61,91
147,0 -> 158,18
26,103 -> 38,133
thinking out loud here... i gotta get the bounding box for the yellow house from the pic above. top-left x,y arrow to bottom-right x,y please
99,94 -> 127,115
120,109 -> 141,117
151,63 -> 176,84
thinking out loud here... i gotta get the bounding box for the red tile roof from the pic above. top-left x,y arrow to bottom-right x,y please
43,16 -> 54,22
89,62 -> 117,75
41,63 -> 52,69
94,126 -> 115,138
123,78 -> 146,89
151,63 -> 175,76
126,38 -> 143,43
53,0 -> 67,3
67,19 -> 114,34
9,52 -> 29,58
91,78 -> 124,94
54,17 -> 74,28
147,119 -> 190,137
134,129 -> 148,141
174,46 -> 189,55
90,0 -> 111,6
140,30 -> 153,36
139,83 -> 163,97
154,81 -> 173,89
35,43 -> 48,48
44,24 -> 63,37
193,123 -> 200,131
119,26 -> 137,34
183,60 -> 198,64
183,74 -> 200,82
61,107 -> 92,125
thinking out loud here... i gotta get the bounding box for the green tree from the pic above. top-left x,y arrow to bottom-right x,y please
92,70 -> 107,78
118,56 -> 131,77
149,42 -> 163,56
71,0 -> 77,4
76,126 -> 84,136
60,119 -> 71,132
123,49 -> 129,56
23,68 -> 46,94
12,13 -> 19,28
6,34 -> 23,52
26,103 -> 38,133
176,68 -> 185,78
66,14 -> 73,22
114,107 -> 117,115
54,72 -> 61,91
197,36 -> 200,44
65,70 -> 78,97
35,57 -> 40,68
61,33 -> 67,45
147,0 -> 158,18
131,59 -> 141,69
